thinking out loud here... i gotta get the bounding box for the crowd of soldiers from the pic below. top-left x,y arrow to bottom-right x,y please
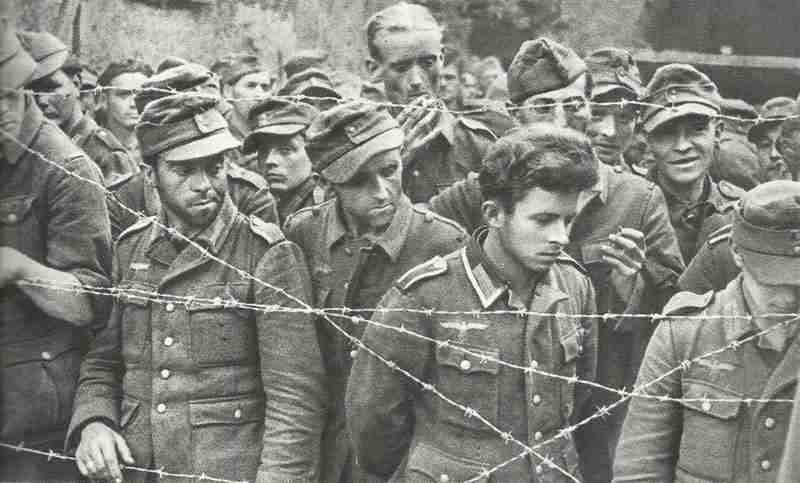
2,2 -> 800,482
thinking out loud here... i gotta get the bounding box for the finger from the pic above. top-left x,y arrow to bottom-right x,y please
602,254 -> 638,278
406,109 -> 439,140
608,234 -> 646,262
599,245 -> 640,272
114,432 -> 135,465
88,443 -> 110,480
76,455 -> 89,477
99,439 -> 122,482
618,227 -> 645,242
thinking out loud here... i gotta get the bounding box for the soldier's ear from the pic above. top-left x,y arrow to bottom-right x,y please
482,199 -> 504,229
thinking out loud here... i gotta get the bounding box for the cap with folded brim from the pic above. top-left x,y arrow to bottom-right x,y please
642,102 -> 718,133
162,129 -> 241,162
747,97 -> 797,143
733,210 -> 800,285
320,128 -> 403,183
591,83 -> 638,100
31,49 -> 68,82
747,119 -> 784,144
242,124 -> 307,154
0,36 -> 36,89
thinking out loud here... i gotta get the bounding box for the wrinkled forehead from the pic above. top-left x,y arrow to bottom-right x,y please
373,28 -> 442,63
109,72 -> 149,90
523,75 -> 587,104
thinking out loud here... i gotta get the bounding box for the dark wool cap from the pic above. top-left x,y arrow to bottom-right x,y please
585,47 -> 642,99
507,37 -> 586,104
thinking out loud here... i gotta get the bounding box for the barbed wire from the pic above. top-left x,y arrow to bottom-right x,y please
16,84 -> 800,125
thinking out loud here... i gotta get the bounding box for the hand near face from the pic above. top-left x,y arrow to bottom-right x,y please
599,227 -> 646,300
397,95 -> 453,163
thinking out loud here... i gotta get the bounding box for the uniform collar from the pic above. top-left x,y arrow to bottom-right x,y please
148,194 -> 238,255
325,194 -> 414,263
62,103 -> 84,137
280,176 -> 317,215
462,227 -> 568,309
5,96 -> 44,166
577,159 -> 609,211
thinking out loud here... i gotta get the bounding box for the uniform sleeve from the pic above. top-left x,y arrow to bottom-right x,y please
613,321 -> 683,482
346,286 -> 430,477
428,176 -> 485,234
252,240 -> 326,483
47,155 -> 113,326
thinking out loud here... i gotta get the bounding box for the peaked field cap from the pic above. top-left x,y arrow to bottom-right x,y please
135,63 -> 213,113
136,94 -> 240,163
585,47 -> 642,99
210,53 -> 266,86
306,100 -> 403,183
1,31 -> 36,89
720,97 -> 757,120
284,49 -> 329,78
507,37 -> 587,104
156,55 -> 190,74
732,180 -> 800,286
747,96 -> 797,143
17,30 -> 68,82
243,98 -> 319,154
641,63 -> 721,133
277,68 -> 341,100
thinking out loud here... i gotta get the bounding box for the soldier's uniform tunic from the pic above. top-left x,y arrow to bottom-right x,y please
65,110 -> 140,186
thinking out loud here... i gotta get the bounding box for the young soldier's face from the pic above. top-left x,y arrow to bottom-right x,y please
30,69 -> 79,127
153,154 -> 228,231
647,114 -> 718,188
331,149 -> 403,233
516,75 -> 589,132
755,124 -> 785,174
490,187 -> 577,274
586,94 -> 637,165
0,88 -> 26,157
439,64 -> 462,107
228,71 -> 272,117
257,133 -> 312,195
369,29 -> 443,105
105,72 -> 148,129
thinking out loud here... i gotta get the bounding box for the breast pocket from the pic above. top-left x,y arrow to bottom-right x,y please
188,283 -> 256,367
677,379 -> 742,481
434,343 -> 499,432
404,443 -> 490,483
118,281 -> 155,361
0,194 -> 41,254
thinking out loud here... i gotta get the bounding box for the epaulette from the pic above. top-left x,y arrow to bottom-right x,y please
707,224 -> 732,247
249,215 -> 285,244
555,251 -> 588,275
662,290 -> 715,316
396,256 -> 448,292
413,205 -> 467,233
718,180 -> 745,201
91,127 -> 127,152
118,216 -> 155,241
227,163 -> 268,190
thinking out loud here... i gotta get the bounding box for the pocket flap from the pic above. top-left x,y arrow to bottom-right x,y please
118,281 -> 156,307
560,332 -> 580,364
407,443 -> 490,482
680,379 -> 742,419
0,194 -> 36,225
437,344 -> 499,375
189,395 -> 265,426
187,283 -> 247,312
120,395 -> 141,428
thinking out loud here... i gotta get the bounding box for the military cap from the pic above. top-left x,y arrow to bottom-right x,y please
62,54 -> 83,77
135,93 -> 240,163
507,37 -> 587,104
135,63 -> 212,113
306,101 -> 403,183
641,63 -> 721,133
0,30 -> 36,89
747,96 -> 796,143
17,30 -> 68,82
732,180 -> 800,285
277,68 -> 341,100
80,66 -> 98,89
242,98 -> 319,154
156,55 -> 189,74
720,97 -> 757,120
284,49 -> 329,78
584,47 -> 642,99
210,53 -> 267,86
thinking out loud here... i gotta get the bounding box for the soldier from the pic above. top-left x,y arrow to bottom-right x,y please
615,180 -> 800,483
640,64 -> 745,264
283,48 -> 331,78
584,48 -> 643,171
211,53 -> 274,141
67,93 -> 326,483
364,2 -> 515,202
242,97 -> 323,224
749,97 -> 795,182
108,63 -> 278,239
440,56 -> 466,111
709,97 -> 762,189
346,125 -> 598,482
97,59 -> 153,164
283,101 -> 467,483
777,115 -> 800,181
277,68 -> 341,112
677,222 -> 739,294
21,31 -> 139,186
77,61 -> 99,119
429,39 -> 685,483
0,28 -> 112,481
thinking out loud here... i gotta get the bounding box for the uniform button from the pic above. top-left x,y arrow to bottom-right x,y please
234,408 -> 242,419
413,170 -> 420,177
460,359 -> 472,371
160,369 -> 171,379
350,349 -> 358,359
532,394 -> 542,405
165,303 -> 175,312
765,417 -> 776,429
701,401 -> 712,411
530,360 -> 539,369
761,460 -> 772,471
7,213 -> 17,223
535,465 -> 543,475
156,403 -> 166,413
439,474 -> 449,483
164,336 -> 174,347
41,351 -> 52,360
793,246 -> 800,255
534,431 -> 543,441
